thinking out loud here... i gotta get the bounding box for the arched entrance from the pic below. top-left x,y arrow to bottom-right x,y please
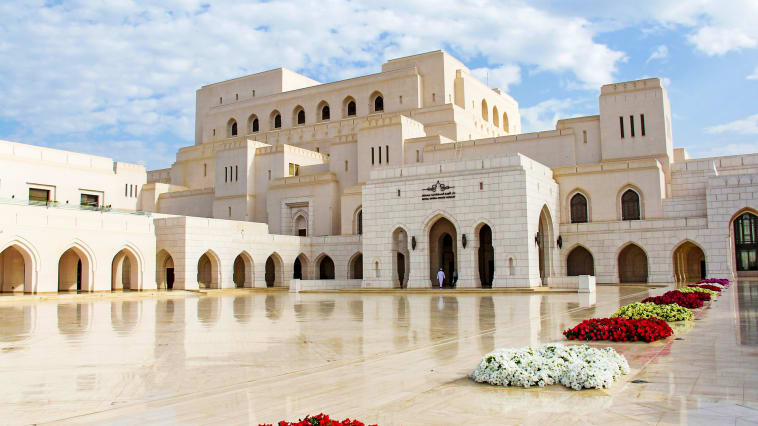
428,217 -> 457,287
58,246 -> 92,292
157,250 -> 174,290
233,252 -> 254,288
477,224 -> 494,288
349,253 -> 363,279
112,248 -> 140,291
265,253 -> 283,287
317,255 -> 335,279
733,212 -> 758,273
392,227 -> 410,288
293,253 -> 310,280
618,243 -> 648,283
673,241 -> 705,282
537,206 -> 554,285
567,246 -> 594,276
197,251 -> 220,289
0,245 -> 34,293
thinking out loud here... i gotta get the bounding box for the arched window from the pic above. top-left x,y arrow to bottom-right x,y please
503,113 -> 509,133
481,100 -> 488,121
357,209 -> 363,235
570,193 -> 588,223
294,106 -> 305,126
248,114 -> 259,133
319,102 -> 330,121
621,189 -> 641,221
734,212 -> 758,271
371,92 -> 384,113
227,119 -> 238,137
343,96 -> 356,117
493,106 -> 500,127
271,110 -> 281,129
347,100 -> 356,116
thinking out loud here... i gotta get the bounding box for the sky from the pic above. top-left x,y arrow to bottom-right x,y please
0,0 -> 756,170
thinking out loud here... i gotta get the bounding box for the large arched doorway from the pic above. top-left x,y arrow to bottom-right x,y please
197,251 -> 220,289
293,253 -> 310,280
567,246 -> 594,276
477,224 -> 494,288
537,206 -> 554,285
618,243 -> 648,283
233,252 -> 254,288
349,253 -> 363,279
0,245 -> 33,293
58,246 -> 91,292
112,248 -> 140,291
157,250 -> 174,290
392,227 -> 410,288
317,255 -> 335,280
429,217 -> 457,287
734,212 -> 758,273
265,253 -> 283,287
673,241 -> 705,282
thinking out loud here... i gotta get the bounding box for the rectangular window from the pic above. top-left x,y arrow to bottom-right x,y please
80,193 -> 99,207
288,163 -> 299,176
582,130 -> 587,144
630,115 -> 635,137
619,116 -> 625,139
640,114 -> 646,136
29,188 -> 50,202
379,146 -> 382,164
204,163 -> 207,177
345,160 -> 348,172
268,170 -> 271,180
235,165 -> 238,181
385,145 -> 389,164
416,150 -> 420,163
129,185 -> 133,197
371,147 -> 375,165
125,183 -> 128,197
224,167 -> 228,182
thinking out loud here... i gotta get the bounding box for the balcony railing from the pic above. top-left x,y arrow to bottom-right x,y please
0,198 -> 151,216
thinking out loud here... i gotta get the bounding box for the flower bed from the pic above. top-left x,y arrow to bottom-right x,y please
642,290 -> 705,309
688,284 -> 722,292
563,317 -> 673,342
260,414 -> 376,426
696,278 -> 730,288
678,286 -> 718,297
470,344 -> 630,390
611,302 -> 693,322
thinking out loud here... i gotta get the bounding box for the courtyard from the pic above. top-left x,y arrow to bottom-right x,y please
0,283 -> 756,425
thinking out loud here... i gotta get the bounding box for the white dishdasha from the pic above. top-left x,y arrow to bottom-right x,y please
469,344 -> 630,390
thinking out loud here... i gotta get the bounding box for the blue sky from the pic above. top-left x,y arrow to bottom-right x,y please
0,1 -> 756,169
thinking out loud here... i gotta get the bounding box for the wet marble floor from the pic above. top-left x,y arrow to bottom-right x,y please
0,282 -> 757,425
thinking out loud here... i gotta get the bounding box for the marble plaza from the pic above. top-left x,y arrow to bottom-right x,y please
0,281 -> 755,424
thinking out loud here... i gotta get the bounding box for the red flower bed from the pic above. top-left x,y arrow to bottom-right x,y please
260,413 -> 376,426
642,290 -> 705,309
696,278 -> 730,287
688,284 -> 722,292
563,317 -> 673,343
689,291 -> 712,301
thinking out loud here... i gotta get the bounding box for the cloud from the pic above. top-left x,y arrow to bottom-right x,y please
519,98 -> 587,133
471,65 -> 522,90
706,114 -> 758,135
748,67 -> 758,80
0,1 -> 627,169
647,45 -> 668,63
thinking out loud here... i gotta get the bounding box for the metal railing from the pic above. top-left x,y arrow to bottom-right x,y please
0,198 -> 151,216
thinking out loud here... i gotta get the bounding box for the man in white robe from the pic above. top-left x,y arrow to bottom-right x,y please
437,268 -> 445,288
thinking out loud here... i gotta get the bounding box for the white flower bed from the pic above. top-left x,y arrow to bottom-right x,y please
470,344 -> 630,390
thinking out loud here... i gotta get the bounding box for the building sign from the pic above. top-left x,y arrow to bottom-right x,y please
422,180 -> 456,201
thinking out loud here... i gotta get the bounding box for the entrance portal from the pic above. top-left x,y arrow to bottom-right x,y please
392,227 -> 410,288
477,224 -> 494,288
0,246 -> 27,293
265,253 -> 283,287
428,217 -> 457,287
618,244 -> 648,283
673,241 -> 705,282
59,247 -> 90,292
734,212 -> 758,273
567,246 -> 594,276
537,206 -> 554,285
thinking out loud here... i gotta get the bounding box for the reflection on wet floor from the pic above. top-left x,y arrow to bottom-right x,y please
0,283 -> 755,424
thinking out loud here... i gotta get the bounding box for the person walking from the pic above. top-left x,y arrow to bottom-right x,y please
437,268 -> 445,288
452,270 -> 458,288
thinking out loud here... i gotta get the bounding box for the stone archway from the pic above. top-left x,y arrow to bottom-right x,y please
317,255 -> 335,280
197,251 -> 221,289
537,206 -> 554,285
392,227 -> 410,288
265,253 -> 283,287
112,248 -> 140,291
157,250 -> 174,290
618,243 -> 648,283
477,224 -> 494,288
293,253 -> 310,280
233,252 -> 254,288
567,246 -> 594,276
349,253 -> 363,279
428,217 -> 457,287
673,241 -> 705,283
0,244 -> 35,293
58,246 -> 92,292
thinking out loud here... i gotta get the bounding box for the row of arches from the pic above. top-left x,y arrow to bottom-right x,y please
566,240 -> 707,283
568,187 -> 642,223
480,99 -> 510,132
156,249 -> 365,290
225,92 -> 385,137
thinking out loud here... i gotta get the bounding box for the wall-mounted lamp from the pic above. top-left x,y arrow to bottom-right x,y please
462,234 -> 467,248
557,235 -> 563,249
411,236 -> 416,250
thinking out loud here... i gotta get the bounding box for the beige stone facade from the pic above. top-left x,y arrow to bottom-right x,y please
2,50 -> 757,293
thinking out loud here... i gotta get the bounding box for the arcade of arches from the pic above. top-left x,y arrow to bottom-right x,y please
428,217 -> 456,287
618,244 -> 648,283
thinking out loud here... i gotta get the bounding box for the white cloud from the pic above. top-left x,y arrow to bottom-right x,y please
706,114 -> 758,135
520,98 -> 586,133
647,45 -> 668,62
0,0 -> 626,169
471,65 -> 522,90
748,67 -> 758,80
